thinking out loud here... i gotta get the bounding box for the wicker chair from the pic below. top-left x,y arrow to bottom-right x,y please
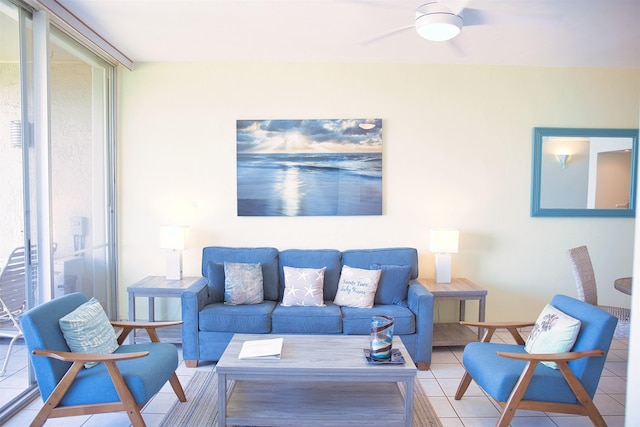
567,245 -> 630,338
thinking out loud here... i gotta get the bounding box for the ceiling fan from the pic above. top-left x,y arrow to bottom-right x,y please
360,1 -> 560,46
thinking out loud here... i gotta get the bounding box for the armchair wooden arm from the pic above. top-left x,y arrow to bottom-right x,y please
32,349 -> 149,363
497,349 -> 605,362
460,320 -> 535,344
111,320 -> 183,345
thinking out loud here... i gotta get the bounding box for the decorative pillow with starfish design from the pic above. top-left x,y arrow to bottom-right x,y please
281,266 -> 327,307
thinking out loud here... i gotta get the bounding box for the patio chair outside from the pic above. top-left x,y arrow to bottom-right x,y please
0,246 -> 37,376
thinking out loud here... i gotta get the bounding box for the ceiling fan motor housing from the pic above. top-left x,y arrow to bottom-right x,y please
415,2 -> 464,41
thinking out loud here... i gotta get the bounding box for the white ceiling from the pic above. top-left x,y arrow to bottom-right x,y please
54,0 -> 640,68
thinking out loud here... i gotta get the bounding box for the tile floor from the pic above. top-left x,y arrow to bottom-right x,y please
0,331 -> 628,427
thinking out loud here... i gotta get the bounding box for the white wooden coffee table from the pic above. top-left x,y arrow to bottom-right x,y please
216,334 -> 417,427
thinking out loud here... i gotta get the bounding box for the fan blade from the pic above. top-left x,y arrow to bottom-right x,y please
463,7 -> 563,27
359,24 -> 414,46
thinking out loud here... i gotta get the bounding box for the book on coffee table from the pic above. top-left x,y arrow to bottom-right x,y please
238,337 -> 283,359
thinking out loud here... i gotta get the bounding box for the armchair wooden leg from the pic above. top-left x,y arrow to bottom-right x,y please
169,373 -> 187,402
104,361 -> 146,427
185,360 -> 198,368
455,371 -> 473,400
497,361 -> 537,427
557,362 -> 607,427
30,362 -> 85,427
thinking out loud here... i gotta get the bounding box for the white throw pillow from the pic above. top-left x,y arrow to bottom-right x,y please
281,266 -> 326,307
524,304 -> 581,369
333,265 -> 381,309
59,297 -> 119,368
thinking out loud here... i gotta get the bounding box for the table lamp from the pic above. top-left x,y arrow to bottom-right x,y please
429,228 -> 459,284
160,225 -> 188,280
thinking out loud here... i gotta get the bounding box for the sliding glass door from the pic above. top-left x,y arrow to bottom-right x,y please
49,27 -> 116,313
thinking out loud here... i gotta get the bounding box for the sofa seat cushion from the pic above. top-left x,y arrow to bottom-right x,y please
58,342 -> 179,406
199,301 -> 276,333
271,302 -> 342,334
341,304 -> 415,335
462,342 -> 580,404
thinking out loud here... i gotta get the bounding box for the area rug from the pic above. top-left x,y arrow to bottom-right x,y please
159,370 -> 442,426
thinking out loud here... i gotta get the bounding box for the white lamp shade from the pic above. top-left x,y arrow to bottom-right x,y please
429,228 -> 459,253
160,225 -> 188,250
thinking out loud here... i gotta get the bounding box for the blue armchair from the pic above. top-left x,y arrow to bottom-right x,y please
454,294 -> 617,427
20,293 -> 186,427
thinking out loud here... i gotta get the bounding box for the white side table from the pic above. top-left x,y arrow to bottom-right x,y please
127,275 -> 199,343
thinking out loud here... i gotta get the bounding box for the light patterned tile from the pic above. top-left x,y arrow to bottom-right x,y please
510,416 -> 558,426
593,393 -> 626,416
448,395 -> 500,418
429,363 -> 467,380
437,377 -> 484,397
597,376 -> 627,394
458,417 -> 501,426
428,396 -> 458,418
419,377 -> 445,397
604,360 -> 628,377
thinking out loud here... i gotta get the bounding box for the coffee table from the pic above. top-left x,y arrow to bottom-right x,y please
216,334 -> 417,427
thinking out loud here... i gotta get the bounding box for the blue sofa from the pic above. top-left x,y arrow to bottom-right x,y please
181,246 -> 434,369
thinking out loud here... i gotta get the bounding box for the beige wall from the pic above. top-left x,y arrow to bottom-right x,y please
117,62 -> 639,322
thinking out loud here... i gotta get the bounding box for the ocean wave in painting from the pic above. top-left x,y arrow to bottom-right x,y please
237,152 -> 382,216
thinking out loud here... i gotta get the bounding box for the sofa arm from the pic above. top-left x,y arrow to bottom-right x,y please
407,280 -> 434,367
181,277 -> 208,364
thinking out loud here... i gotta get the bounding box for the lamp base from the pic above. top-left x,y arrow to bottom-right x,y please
166,250 -> 182,281
434,253 -> 452,284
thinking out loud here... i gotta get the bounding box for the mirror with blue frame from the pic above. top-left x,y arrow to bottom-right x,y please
531,127 -> 639,217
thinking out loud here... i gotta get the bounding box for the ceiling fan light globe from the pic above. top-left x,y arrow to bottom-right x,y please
415,13 -> 463,41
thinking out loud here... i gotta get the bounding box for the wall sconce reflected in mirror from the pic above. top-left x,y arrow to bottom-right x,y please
556,151 -> 571,169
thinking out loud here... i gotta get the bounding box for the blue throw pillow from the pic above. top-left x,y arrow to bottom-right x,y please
371,264 -> 411,305
207,261 -> 225,303
224,261 -> 264,305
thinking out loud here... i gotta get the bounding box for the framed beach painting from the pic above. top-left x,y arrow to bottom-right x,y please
236,119 -> 383,216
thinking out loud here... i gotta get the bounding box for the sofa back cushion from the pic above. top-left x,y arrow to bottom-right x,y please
341,248 -> 418,279
279,249 -> 342,301
202,246 -> 280,301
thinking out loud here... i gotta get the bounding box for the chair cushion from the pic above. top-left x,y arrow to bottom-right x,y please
341,304 -> 415,335
371,264 -> 411,305
58,297 -> 119,368
333,265 -> 381,309
271,302 -> 342,333
281,266 -> 326,307
462,342 -> 582,404
199,301 -> 276,333
224,262 -> 264,305
58,342 -> 179,406
525,304 -> 581,369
